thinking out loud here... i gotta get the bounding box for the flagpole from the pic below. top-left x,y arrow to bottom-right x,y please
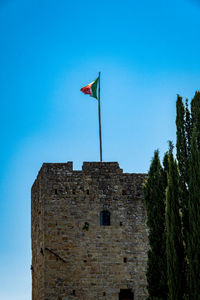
98,72 -> 103,162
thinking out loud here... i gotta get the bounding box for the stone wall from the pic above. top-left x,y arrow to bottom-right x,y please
31,162 -> 148,300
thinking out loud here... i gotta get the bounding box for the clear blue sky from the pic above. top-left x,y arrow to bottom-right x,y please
0,0 -> 200,298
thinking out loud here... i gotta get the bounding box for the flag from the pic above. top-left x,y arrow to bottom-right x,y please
80,77 -> 99,99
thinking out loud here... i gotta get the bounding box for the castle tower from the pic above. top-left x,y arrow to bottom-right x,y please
31,162 -> 148,300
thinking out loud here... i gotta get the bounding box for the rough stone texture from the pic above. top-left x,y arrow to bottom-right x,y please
31,162 -> 148,300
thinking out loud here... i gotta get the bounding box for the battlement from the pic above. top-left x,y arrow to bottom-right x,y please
33,161 -> 145,186
37,161 -> 122,175
32,161 -> 146,200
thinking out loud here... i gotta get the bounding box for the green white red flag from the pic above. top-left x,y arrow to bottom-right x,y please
80,77 -> 99,99
80,72 -> 103,162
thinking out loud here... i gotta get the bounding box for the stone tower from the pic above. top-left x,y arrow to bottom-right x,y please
31,162 -> 148,300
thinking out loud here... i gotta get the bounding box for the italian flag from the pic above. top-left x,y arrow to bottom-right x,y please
80,77 -> 99,99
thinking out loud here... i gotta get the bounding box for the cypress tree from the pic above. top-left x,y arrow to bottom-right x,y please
191,91 -> 200,148
176,95 -> 188,225
163,151 -> 169,186
165,143 -> 185,300
188,123 -> 200,298
176,95 -> 188,297
185,98 -> 192,158
143,150 -> 168,300
176,95 -> 188,186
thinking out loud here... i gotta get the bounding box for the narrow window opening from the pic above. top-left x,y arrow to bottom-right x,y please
100,210 -> 110,226
103,292 -> 106,296
55,189 -> 58,195
72,189 -> 75,195
122,189 -> 126,195
86,189 -> 89,195
72,290 -> 76,295
124,257 -> 127,263
120,222 -> 123,226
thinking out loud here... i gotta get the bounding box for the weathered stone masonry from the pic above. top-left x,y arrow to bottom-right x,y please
31,162 -> 148,300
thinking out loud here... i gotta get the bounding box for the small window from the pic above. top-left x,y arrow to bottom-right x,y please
122,189 -> 126,195
124,257 -> 127,263
100,210 -> 110,226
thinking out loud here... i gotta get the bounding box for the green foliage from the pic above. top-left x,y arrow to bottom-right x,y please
162,151 -> 169,185
165,144 -> 185,300
176,95 -> 188,185
176,95 -> 189,296
145,91 -> 200,300
187,133 -> 200,299
185,99 -> 192,157
187,92 -> 200,299
143,150 -> 168,300
191,91 -> 200,148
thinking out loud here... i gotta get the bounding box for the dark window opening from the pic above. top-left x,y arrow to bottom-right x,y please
120,222 -> 123,226
72,290 -> 76,295
100,210 -> 110,226
124,257 -> 127,263
82,222 -> 89,231
103,292 -> 106,296
86,189 -> 89,195
55,189 -> 58,195
72,189 -> 76,195
119,289 -> 134,300
122,189 -> 126,195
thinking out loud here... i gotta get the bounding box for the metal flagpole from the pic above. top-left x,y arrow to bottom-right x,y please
98,72 -> 103,162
